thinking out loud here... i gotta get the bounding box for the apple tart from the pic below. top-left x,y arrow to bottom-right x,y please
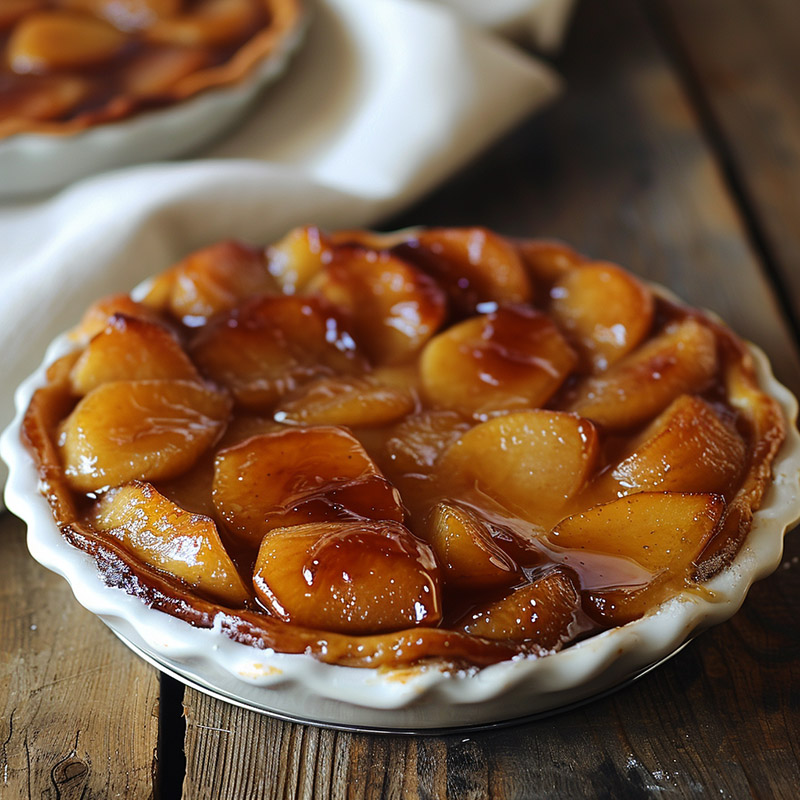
20,227 -> 789,670
0,0 -> 302,138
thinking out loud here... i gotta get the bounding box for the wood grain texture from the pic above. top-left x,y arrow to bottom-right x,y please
651,0 -> 800,331
0,513 -> 161,799
182,1 -> 800,798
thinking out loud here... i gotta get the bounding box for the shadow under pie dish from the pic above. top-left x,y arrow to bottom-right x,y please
0,0 -> 305,197
4,226 -> 799,730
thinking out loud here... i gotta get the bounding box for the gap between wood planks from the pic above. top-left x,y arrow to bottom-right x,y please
643,0 -> 800,347
155,675 -> 187,800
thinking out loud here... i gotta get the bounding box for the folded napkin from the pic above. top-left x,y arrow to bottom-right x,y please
0,0 -> 566,493
438,0 -> 576,48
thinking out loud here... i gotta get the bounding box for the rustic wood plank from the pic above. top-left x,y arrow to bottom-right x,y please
651,0 -> 800,332
182,1 -> 800,797
0,513 -> 161,799
183,698 -> 425,799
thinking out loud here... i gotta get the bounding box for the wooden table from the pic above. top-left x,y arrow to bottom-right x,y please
3,0 -> 800,796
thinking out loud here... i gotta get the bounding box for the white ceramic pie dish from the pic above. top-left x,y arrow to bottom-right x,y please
3,301 -> 799,730
0,11 -> 308,201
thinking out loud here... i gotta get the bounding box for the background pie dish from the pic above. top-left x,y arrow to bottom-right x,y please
3,228 -> 799,729
0,0 -> 306,198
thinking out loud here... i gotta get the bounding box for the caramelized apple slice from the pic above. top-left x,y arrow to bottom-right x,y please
9,11 -> 127,73
548,492 -> 725,624
426,503 -> 520,590
123,45 -> 210,95
462,569 -> 580,648
59,379 -> 230,492
274,376 -> 415,428
329,229 -> 418,250
213,427 -> 404,547
604,394 -> 746,497
266,225 -> 331,294
382,410 -> 471,476
420,307 -> 577,418
21,355 -> 84,525
517,239 -> 586,284
549,492 -> 725,573
69,314 -> 200,395
397,227 -> 532,313
693,359 -> 787,578
143,240 -> 276,325
71,293 -> 167,341
440,411 -> 599,523
190,295 -> 363,410
253,520 -> 441,634
0,1 -> 46,30
550,262 -> 654,371
311,247 -> 447,365
569,318 -> 718,429
64,0 -> 182,31
90,481 -> 249,606
0,73 -> 89,123
146,0 -> 257,46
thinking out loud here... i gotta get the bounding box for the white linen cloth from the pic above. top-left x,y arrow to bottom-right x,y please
0,0 -> 570,492
438,0 -> 576,48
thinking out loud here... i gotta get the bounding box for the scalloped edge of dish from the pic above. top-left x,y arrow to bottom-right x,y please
3,311 -> 799,729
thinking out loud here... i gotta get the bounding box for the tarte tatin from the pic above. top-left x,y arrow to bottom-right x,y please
0,0 -> 302,138
22,226 -> 787,669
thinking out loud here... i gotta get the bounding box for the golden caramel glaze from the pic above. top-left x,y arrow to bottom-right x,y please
253,520 -> 441,633
0,0 -> 302,138
21,226 -> 787,669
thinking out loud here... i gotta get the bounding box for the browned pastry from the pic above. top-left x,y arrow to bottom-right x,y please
21,227 -> 786,668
